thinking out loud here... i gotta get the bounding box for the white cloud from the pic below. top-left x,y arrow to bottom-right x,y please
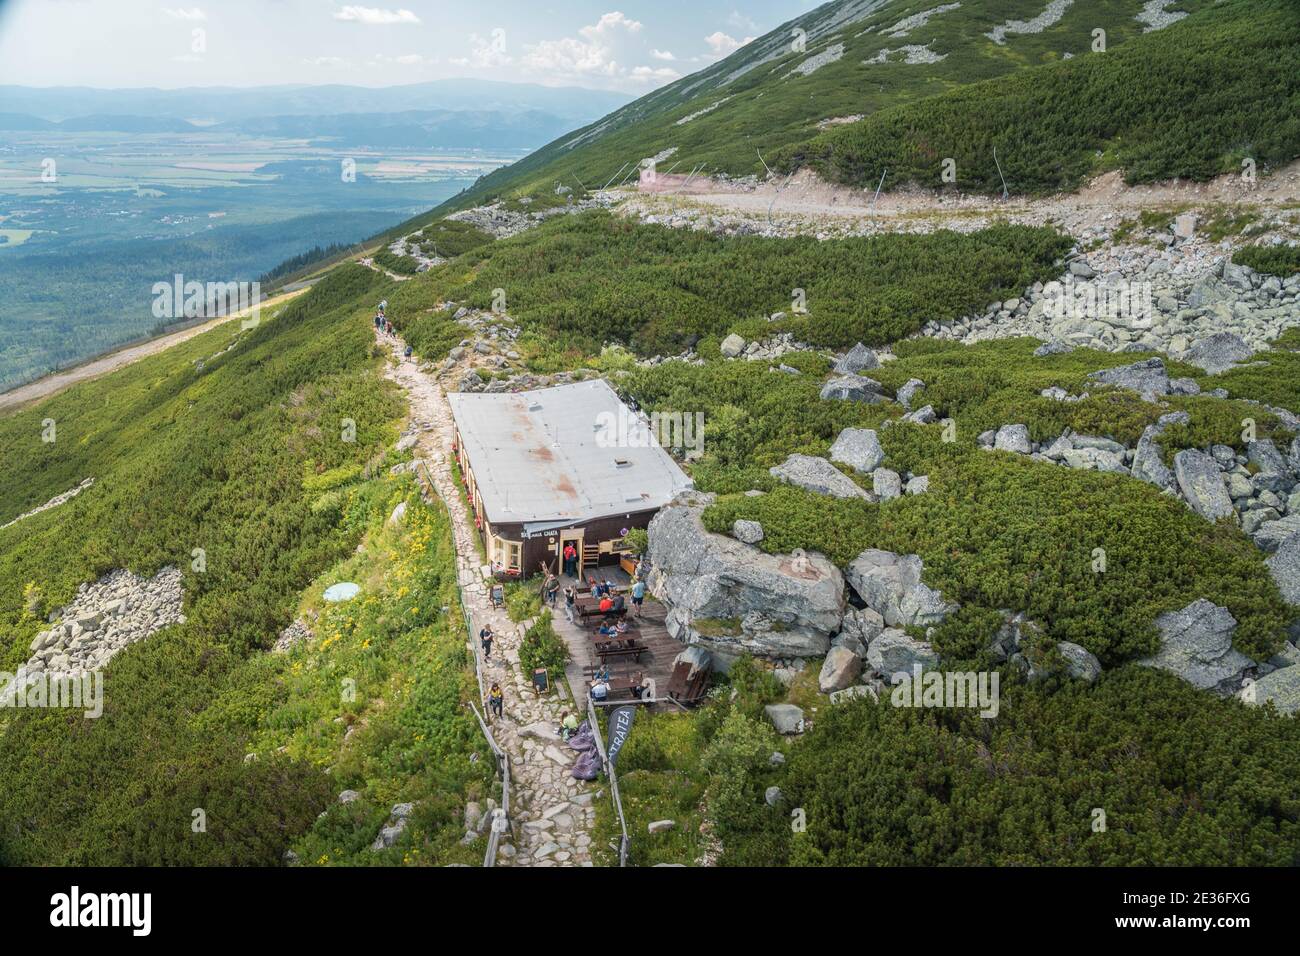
303,56 -> 350,68
162,7 -> 206,20
703,31 -> 753,57
509,11 -> 679,91
333,6 -> 421,26
451,29 -> 512,68
579,11 -> 643,40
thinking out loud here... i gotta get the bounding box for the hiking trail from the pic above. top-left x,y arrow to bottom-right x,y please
378,329 -> 597,867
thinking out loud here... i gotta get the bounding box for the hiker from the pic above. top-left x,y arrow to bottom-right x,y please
611,594 -> 626,613
480,624 -> 493,659
562,542 -> 577,576
488,682 -> 504,718
631,578 -> 646,616
598,594 -> 614,614
544,574 -> 560,607
563,585 -> 576,623
560,710 -> 579,740
589,677 -> 609,702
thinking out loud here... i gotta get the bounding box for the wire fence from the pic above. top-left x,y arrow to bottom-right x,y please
416,459 -> 511,867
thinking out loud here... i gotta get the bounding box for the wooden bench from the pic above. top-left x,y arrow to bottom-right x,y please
596,643 -> 646,663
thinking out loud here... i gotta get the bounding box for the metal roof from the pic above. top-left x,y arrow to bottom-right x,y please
448,379 -> 693,525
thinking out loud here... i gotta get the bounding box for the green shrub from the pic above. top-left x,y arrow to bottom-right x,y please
1233,244 -> 1300,277
518,611 -> 568,676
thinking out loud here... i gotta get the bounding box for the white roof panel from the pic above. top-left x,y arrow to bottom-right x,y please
448,379 -> 693,525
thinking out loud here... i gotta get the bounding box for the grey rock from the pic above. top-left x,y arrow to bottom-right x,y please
732,519 -> 765,544
896,378 -> 926,410
764,786 -> 784,807
1254,514 -> 1300,553
1087,358 -> 1169,401
872,468 -> 903,501
1138,599 -> 1254,693
764,703 -> 806,735
1068,259 -> 1095,278
1183,332 -> 1253,375
818,646 -> 863,693
905,475 -> 929,495
1247,439 -> 1291,488
647,495 -> 845,658
994,424 -> 1031,454
770,454 -> 871,500
902,404 -> 937,425
1056,641 -> 1102,683
866,628 -> 939,678
820,374 -> 886,404
1173,449 -> 1235,522
834,342 -> 879,374
846,549 -> 956,629
1264,534 -> 1300,606
1241,667 -> 1300,714
829,428 -> 884,474
647,819 -> 676,834
1033,340 -> 1074,357
720,333 -> 746,358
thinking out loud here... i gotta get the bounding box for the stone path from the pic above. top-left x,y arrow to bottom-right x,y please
378,331 -> 598,867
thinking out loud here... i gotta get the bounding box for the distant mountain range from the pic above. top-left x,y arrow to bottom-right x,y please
0,80 -> 631,125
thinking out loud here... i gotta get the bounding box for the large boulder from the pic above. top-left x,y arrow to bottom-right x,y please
820,374 -> 887,404
720,333 -> 747,358
769,454 -> 871,500
1182,332 -> 1254,375
818,646 -> 863,693
994,424 -> 1031,454
833,342 -> 879,374
1251,513 -> 1300,553
1173,449 -> 1234,522
1265,534 -> 1300,608
866,628 -> 938,678
1087,357 -> 1169,401
1247,439 -> 1293,493
1131,411 -> 1188,491
647,494 -> 845,659
845,549 -> 956,629
1240,667 -> 1300,715
829,428 -> 884,474
1137,599 -> 1254,694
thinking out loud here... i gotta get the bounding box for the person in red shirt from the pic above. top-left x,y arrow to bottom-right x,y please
563,543 -> 577,576
599,595 -> 614,613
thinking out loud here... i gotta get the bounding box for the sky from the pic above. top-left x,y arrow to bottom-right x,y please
0,0 -> 821,92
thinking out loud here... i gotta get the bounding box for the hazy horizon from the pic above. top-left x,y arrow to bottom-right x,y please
0,0 -> 815,93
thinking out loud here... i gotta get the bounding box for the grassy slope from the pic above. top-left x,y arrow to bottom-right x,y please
0,267 -> 488,865
787,0 -> 1300,193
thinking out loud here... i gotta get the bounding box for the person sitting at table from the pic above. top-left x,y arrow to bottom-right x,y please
594,663 -> 611,683
597,622 -> 615,638
589,677 -> 609,701
598,594 -> 614,613
611,594 -> 626,613
614,618 -> 630,635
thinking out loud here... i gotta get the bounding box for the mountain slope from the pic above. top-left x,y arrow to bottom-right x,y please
430,0 -> 1226,212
